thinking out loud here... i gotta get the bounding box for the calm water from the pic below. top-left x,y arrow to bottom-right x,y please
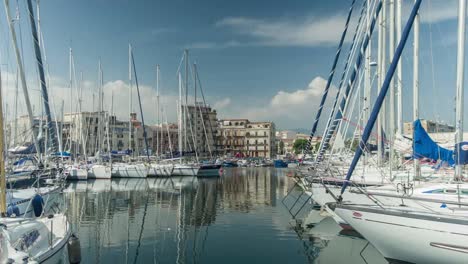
59,168 -> 388,263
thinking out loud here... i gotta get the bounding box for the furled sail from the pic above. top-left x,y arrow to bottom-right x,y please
413,119 -> 454,165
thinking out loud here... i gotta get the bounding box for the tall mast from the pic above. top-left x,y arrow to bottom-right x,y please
0,67 -> 6,215
131,50 -> 150,160
79,71 -> 86,159
340,0 -> 422,195
194,62 -> 198,153
178,72 -> 183,163
156,64 -> 160,157
13,69 -> 18,147
98,59 -> 103,155
396,0 -> 403,134
69,47 -> 73,156
389,0 -> 395,177
128,44 -> 133,153
26,0 -> 56,154
413,0 -> 420,178
363,0 -> 372,164
377,0 -> 385,167
184,49 -> 188,152
455,0 -> 466,179
4,0 -> 40,157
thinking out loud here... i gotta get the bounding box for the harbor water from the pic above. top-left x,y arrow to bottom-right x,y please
58,168 -> 388,263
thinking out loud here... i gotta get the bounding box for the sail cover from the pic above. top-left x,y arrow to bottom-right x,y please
413,119 -> 454,165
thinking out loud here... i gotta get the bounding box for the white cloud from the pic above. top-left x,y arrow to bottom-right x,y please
213,97 -> 231,109
2,72 -> 181,125
188,40 -> 242,49
214,15 -> 349,47
271,77 -> 326,107
216,76 -> 335,129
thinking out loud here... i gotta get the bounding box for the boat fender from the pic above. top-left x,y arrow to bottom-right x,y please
68,233 -> 82,264
31,194 -> 44,217
6,204 -> 20,217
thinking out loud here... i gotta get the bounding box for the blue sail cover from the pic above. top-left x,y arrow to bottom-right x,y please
413,119 -> 454,165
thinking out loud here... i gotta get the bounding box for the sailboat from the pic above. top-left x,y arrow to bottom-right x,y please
1,2 -> 72,261
64,48 -> 88,181
171,50 -> 200,177
112,45 -> 148,178
88,60 -> 111,179
331,1 -> 468,263
148,65 -> 175,177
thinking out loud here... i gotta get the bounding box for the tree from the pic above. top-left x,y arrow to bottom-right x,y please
293,139 -> 308,154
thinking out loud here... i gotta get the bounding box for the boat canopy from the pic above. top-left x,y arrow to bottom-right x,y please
413,119 -> 454,165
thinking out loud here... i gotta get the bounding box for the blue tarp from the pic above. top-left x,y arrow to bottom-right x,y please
413,119 -> 454,165
51,151 -> 71,157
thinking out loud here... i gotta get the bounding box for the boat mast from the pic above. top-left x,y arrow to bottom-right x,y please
128,44 -> 133,154
413,0 -> 420,179
396,0 -> 403,134
80,71 -> 87,159
0,67 -> 6,215
184,49 -> 188,152
389,0 -> 395,179
377,0 -> 386,167
131,49 -> 150,161
98,59 -> 103,157
305,0 -> 357,154
194,62 -> 197,154
26,0 -> 57,155
4,0 -> 40,157
69,47 -> 73,157
340,0 -> 422,196
363,0 -> 372,165
455,0 -> 466,179
156,65 -> 160,157
178,72 -> 183,164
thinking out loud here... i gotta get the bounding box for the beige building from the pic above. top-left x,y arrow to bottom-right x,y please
185,103 -> 218,157
403,119 -> 455,136
217,119 -> 276,158
275,130 -> 321,154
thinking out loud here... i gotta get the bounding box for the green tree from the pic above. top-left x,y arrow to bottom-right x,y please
293,139 -> 308,154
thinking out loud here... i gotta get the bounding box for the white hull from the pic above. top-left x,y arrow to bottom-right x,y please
301,179 -> 468,228
335,205 -> 468,264
1,214 -> 72,263
111,163 -> 148,178
66,167 -> 88,181
171,164 -> 200,176
148,163 -> 174,177
7,186 -> 61,218
88,164 -> 112,179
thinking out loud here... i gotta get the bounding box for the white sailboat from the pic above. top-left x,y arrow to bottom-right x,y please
88,61 -> 111,179
331,1 -> 468,263
1,1 -> 72,261
171,54 -> 200,177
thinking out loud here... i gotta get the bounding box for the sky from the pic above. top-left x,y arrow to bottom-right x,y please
0,0 -> 465,132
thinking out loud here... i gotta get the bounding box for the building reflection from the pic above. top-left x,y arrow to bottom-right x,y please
63,168 -> 297,263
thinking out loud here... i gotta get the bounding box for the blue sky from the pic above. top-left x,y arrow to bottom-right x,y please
0,0 -> 464,132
